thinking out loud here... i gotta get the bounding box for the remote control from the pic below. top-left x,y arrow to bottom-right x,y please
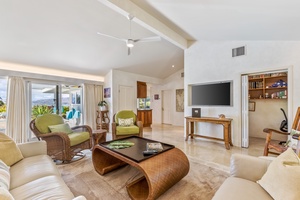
143,150 -> 157,156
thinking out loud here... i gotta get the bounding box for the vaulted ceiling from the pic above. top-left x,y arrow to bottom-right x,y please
0,0 -> 299,80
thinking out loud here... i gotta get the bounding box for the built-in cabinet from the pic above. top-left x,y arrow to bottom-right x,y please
137,109 -> 152,127
137,81 -> 147,98
248,73 -> 287,100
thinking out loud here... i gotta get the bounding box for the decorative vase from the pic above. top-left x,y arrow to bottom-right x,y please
100,106 -> 107,111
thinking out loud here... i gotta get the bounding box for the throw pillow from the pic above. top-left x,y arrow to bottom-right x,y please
286,129 -> 300,148
0,160 -> 10,190
48,123 -> 73,134
0,187 -> 14,200
118,118 -> 134,126
257,148 -> 300,200
0,133 -> 23,166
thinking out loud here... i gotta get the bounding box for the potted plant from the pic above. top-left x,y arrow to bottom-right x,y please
98,100 -> 108,111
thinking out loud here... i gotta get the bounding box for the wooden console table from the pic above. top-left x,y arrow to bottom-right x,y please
185,116 -> 233,150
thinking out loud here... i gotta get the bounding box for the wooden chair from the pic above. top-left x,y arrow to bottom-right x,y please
263,107 -> 300,156
111,110 -> 143,140
30,113 -> 93,163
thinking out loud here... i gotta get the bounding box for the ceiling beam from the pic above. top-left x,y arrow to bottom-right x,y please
98,0 -> 188,49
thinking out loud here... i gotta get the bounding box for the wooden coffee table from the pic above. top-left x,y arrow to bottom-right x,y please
92,136 -> 189,200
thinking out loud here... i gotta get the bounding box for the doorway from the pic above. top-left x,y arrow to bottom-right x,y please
241,69 -> 290,148
119,85 -> 135,111
162,90 -> 172,124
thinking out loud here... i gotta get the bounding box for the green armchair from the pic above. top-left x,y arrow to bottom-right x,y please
112,110 -> 143,140
29,113 -> 92,163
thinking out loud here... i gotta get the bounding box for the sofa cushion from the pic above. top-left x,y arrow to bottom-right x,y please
257,148 -> 300,200
116,126 -> 140,135
0,160 -> 10,190
48,123 -> 73,134
0,133 -> 23,166
68,132 -> 90,146
35,114 -> 64,134
0,187 -> 14,200
212,177 -> 273,200
10,175 -> 74,200
9,155 -> 59,190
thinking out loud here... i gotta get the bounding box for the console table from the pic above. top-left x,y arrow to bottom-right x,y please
185,116 -> 233,150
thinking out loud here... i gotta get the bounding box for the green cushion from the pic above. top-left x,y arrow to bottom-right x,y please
48,124 -> 73,134
116,126 -> 140,136
68,132 -> 90,146
115,110 -> 136,124
35,114 -> 64,134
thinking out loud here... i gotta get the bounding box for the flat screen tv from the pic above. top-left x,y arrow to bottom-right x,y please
190,81 -> 232,106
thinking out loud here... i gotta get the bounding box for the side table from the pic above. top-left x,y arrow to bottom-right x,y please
92,129 -> 107,146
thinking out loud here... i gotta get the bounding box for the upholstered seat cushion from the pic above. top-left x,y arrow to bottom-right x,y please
68,132 -> 90,146
10,175 -> 74,200
116,126 -> 140,136
10,155 -> 59,190
35,114 -> 64,134
212,177 -> 273,200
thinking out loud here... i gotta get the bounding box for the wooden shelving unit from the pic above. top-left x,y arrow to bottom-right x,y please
248,73 -> 287,100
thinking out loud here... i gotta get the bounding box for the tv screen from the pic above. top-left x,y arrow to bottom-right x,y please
190,82 -> 232,106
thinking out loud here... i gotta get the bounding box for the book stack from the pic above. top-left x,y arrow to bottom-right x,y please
146,143 -> 163,152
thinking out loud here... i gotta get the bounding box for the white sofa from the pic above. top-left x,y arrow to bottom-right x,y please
8,141 -> 86,200
213,154 -> 273,200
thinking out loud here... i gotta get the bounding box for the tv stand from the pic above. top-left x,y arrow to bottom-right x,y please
185,116 -> 233,149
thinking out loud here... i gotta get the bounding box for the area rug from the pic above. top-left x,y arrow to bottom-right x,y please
57,150 -> 229,200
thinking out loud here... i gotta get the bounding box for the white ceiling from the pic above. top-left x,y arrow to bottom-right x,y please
1,0 -> 300,80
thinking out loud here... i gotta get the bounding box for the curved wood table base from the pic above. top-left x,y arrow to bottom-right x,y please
92,146 -> 189,200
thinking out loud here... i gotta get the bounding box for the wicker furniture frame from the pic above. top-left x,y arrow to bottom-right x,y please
263,107 -> 300,156
92,137 -> 189,200
111,112 -> 143,140
30,118 -> 93,163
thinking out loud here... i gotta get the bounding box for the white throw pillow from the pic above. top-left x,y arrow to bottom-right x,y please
0,159 -> 10,190
118,118 -> 134,126
286,129 -> 300,149
257,148 -> 300,200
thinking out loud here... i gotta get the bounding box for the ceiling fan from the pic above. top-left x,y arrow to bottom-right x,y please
97,14 -> 161,55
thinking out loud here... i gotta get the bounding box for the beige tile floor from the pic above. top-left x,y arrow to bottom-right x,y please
106,124 -> 268,169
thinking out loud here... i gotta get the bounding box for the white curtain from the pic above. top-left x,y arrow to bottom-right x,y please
83,84 -> 103,130
5,77 -> 28,143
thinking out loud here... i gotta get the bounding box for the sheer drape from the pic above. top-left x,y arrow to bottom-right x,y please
83,84 -> 103,130
5,77 -> 28,143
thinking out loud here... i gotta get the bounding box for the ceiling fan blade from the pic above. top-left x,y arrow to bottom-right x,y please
133,36 -> 161,43
97,32 -> 126,42
128,47 -> 131,55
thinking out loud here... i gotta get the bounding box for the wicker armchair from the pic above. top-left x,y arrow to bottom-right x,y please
112,110 -> 143,140
30,114 -> 93,163
263,107 -> 300,156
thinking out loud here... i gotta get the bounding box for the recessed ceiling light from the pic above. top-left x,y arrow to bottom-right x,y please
172,65 -> 175,68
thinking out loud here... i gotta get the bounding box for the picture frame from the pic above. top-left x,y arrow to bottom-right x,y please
154,94 -> 159,100
249,101 -> 256,111
104,88 -> 111,98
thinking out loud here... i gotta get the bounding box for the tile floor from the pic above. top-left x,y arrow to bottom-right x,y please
106,123 -> 269,168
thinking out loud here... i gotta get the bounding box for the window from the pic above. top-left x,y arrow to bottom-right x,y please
0,77 -> 7,132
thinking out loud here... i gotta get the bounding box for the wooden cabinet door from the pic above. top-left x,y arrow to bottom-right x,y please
137,81 -> 147,98
146,110 -> 152,124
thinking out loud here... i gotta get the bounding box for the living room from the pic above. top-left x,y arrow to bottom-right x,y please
1,0 -> 300,200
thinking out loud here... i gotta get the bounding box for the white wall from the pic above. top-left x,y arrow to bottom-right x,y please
185,41 -> 300,147
249,100 -> 287,141
151,69 -> 185,126
108,69 -> 184,127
